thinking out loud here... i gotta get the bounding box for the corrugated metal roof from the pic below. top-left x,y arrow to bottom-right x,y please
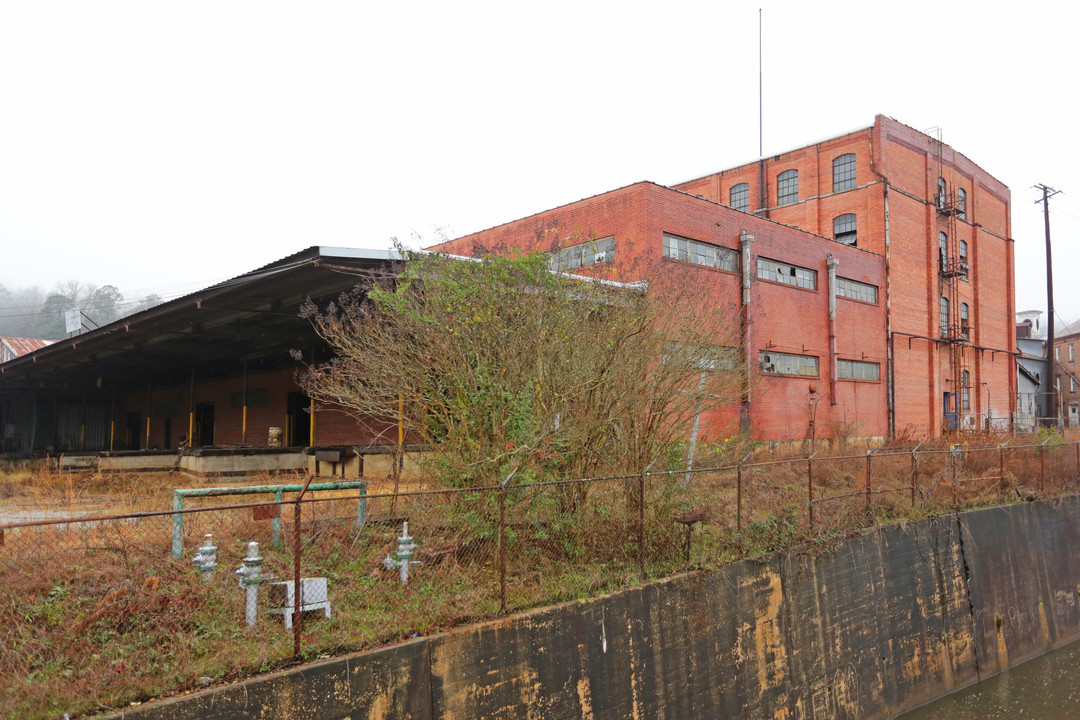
0,247 -> 396,391
0,337 -> 54,361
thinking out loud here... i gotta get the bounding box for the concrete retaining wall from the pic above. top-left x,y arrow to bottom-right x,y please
108,497 -> 1080,720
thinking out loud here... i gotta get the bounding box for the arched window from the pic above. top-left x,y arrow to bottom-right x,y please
777,170 -> 799,206
961,370 -> 971,411
940,297 -> 950,337
961,302 -> 970,340
938,231 -> 948,270
959,240 -> 968,279
833,153 -> 856,192
729,182 -> 749,213
957,188 -> 967,221
833,214 -> 857,246
937,177 -> 947,210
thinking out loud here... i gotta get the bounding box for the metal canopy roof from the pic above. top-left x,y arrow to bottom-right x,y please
0,247 -> 395,397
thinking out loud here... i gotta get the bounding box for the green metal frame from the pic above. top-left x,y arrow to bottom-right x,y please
171,481 -> 367,559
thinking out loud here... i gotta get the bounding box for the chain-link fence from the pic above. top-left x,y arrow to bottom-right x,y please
2,437 -> 1078,719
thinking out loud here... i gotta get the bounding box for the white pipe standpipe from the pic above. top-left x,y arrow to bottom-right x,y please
191,533 -> 217,582
235,541 -> 263,627
383,522 -> 419,584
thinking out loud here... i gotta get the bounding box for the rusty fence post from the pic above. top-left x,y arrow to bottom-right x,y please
999,441 -> 1009,496
498,467 -> 518,614
638,473 -> 645,581
736,452 -> 753,534
498,485 -> 506,613
638,459 -> 655,583
293,473 -> 315,659
866,451 -> 872,516
910,442 -> 923,509
1040,439 -> 1048,494
1074,440 -> 1080,486
951,445 -> 959,508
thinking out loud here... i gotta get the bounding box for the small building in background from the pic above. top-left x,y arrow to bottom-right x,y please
1049,323 -> 1080,427
0,337 -> 53,364
1016,310 -> 1047,428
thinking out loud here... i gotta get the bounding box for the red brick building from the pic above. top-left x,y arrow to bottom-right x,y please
436,116 -> 1017,439
435,182 -> 888,442
0,117 -> 1017,461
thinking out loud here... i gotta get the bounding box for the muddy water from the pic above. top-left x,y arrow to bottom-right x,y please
896,638 -> 1080,719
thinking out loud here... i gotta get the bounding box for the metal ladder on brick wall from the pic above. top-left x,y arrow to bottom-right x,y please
930,128 -> 973,430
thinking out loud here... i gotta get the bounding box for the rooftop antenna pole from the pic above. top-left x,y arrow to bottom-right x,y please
1036,183 -> 1062,427
758,8 -> 763,158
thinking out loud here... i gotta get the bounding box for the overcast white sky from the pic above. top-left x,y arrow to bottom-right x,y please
1,1 -> 1077,324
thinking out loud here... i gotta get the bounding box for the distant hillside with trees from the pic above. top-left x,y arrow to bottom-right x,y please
0,280 -> 163,340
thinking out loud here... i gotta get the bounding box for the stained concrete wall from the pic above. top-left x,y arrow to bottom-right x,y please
108,497 -> 1080,720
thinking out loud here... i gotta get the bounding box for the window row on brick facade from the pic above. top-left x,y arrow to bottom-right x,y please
664,232 -> 880,303
757,257 -> 816,290
732,154 -> 857,213
939,297 -> 973,339
937,177 -> 969,222
760,350 -> 881,382
937,231 -> 971,280
836,276 -> 877,303
837,358 -> 880,381
834,213 -> 857,246
760,351 -> 817,376
730,183 -> 749,213
548,236 -> 614,272
662,233 -> 739,271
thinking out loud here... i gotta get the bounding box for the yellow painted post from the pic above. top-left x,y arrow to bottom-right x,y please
80,424 -> 86,451
309,397 -> 316,446
241,360 -> 248,444
109,420 -> 115,451
188,412 -> 194,447
145,417 -> 151,450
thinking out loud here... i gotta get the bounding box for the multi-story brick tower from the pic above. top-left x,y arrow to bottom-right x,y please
672,115 -> 1015,436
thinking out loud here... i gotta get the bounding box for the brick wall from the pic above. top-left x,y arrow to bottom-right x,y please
672,115 -> 1016,436
436,183 -> 888,441
119,367 -> 392,450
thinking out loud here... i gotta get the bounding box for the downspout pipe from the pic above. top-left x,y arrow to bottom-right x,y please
740,230 -> 755,433
826,255 -> 839,406
869,132 -> 895,438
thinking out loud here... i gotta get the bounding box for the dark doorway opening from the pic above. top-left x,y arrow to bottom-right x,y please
126,411 -> 141,450
163,418 -> 172,450
287,392 -> 311,447
195,403 -> 215,447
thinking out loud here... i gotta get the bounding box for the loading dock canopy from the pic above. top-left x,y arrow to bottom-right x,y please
0,247 -> 397,396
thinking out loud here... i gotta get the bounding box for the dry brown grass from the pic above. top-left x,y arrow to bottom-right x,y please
2,435 -> 1078,720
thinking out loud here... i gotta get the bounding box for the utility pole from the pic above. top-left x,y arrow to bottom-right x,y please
1036,184 -> 1062,427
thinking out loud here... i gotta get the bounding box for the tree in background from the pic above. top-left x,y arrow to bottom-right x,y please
297,251 -> 742,487
0,280 -> 162,340
32,281 -> 124,338
0,283 -> 45,338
